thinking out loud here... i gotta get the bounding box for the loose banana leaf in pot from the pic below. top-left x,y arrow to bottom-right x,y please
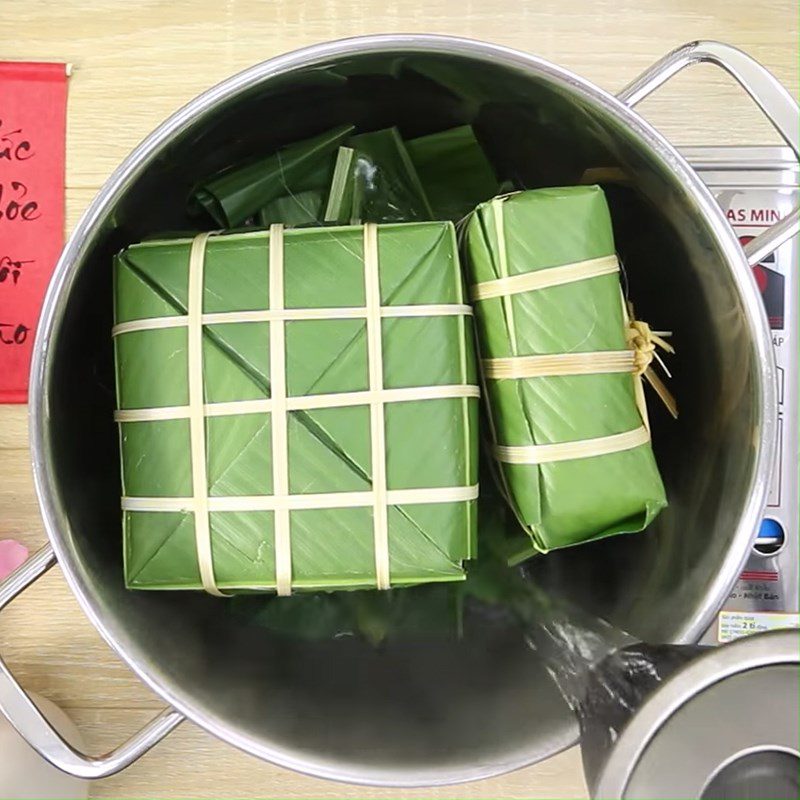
190,124 -> 353,228
324,127 -> 433,224
405,125 -> 500,222
114,221 -> 478,592
323,147 -> 357,224
463,187 -> 668,562
257,189 -> 326,228
228,583 -> 463,645
350,127 -> 434,223
325,126 -> 499,224
192,122 -> 499,229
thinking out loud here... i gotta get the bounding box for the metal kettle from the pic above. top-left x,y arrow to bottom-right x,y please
579,629 -> 799,799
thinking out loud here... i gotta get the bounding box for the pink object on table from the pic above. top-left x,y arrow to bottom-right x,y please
0,539 -> 29,580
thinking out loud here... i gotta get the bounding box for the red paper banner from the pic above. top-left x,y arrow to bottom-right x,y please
0,62 -> 68,403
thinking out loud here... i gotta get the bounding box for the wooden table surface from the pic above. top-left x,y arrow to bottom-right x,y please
0,1 -> 796,797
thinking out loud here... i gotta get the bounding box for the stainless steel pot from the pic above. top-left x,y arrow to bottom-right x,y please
1,36 -> 797,786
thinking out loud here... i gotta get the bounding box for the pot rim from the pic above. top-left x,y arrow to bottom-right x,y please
28,33 -> 777,786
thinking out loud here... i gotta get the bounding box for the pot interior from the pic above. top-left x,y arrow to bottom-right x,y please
39,43 -> 766,784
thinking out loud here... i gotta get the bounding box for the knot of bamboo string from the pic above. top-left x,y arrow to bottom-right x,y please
626,318 -> 675,377
624,305 -> 678,420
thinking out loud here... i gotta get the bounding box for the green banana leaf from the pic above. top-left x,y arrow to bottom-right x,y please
229,583 -> 463,645
332,127 -> 433,223
193,124 -> 498,230
405,125 -> 499,222
190,125 -> 353,228
463,187 -> 667,560
325,126 -> 498,224
257,189 -> 326,228
114,221 -> 478,592
323,147 -> 357,223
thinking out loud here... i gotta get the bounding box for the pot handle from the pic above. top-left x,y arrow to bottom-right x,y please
0,544 -> 184,779
618,40 -> 800,266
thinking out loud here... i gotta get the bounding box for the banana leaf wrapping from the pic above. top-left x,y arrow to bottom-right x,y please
462,187 -> 667,561
114,221 -> 479,593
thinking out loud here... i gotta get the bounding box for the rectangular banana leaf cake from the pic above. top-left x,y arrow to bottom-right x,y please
114,221 -> 479,594
463,186 -> 667,561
